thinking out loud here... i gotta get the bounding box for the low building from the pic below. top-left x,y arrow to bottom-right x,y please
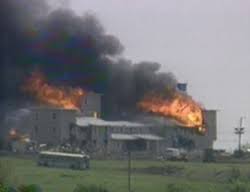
135,109 -> 217,150
73,117 -> 164,158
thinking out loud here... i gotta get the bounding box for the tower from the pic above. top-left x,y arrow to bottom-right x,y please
81,92 -> 101,118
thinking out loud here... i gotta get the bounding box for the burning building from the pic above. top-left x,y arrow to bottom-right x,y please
19,92 -> 164,158
1,1 -> 217,158
15,85 -> 217,158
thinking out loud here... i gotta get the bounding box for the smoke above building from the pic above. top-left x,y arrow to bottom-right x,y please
0,0 -> 205,137
0,0 -> 176,113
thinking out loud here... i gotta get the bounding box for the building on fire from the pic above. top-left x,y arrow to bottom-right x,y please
14,91 -> 217,158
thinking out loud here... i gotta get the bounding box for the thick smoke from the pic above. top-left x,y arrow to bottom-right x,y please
0,0 -> 50,144
0,0 -> 177,126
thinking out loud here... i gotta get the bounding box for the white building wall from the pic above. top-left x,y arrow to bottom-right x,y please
28,107 -> 77,145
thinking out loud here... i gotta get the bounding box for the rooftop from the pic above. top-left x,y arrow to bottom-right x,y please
111,133 -> 163,141
76,117 -> 146,128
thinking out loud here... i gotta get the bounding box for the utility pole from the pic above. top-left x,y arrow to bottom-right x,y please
128,150 -> 131,192
234,117 -> 245,152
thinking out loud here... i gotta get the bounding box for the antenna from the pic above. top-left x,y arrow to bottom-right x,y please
235,116 -> 246,153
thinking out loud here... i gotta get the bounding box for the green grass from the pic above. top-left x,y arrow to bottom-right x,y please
1,156 -> 250,192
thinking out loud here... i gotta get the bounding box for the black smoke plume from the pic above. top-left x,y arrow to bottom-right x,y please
0,0 -> 177,126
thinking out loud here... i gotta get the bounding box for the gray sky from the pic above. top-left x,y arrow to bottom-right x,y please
66,0 -> 250,150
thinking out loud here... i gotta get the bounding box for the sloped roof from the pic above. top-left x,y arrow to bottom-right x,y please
75,117 -> 146,127
133,134 -> 163,141
111,133 -> 163,141
111,134 -> 137,140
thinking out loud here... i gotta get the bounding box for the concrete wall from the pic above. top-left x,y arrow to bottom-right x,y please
27,107 -> 77,145
194,110 -> 217,149
162,109 -> 217,150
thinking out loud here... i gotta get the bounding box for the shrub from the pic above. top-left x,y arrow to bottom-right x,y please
166,184 -> 182,192
18,184 -> 42,192
166,184 -> 190,192
233,150 -> 244,158
203,149 -> 216,162
229,181 -> 248,192
73,185 -> 109,192
164,165 -> 185,176
228,168 -> 241,183
0,183 -> 8,192
0,161 -> 12,185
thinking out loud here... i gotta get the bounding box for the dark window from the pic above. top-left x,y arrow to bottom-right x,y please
81,140 -> 87,147
34,126 -> 38,135
129,128 -> 133,134
125,128 -> 129,133
35,113 -> 38,120
53,127 -> 56,134
52,112 -> 56,119
69,126 -> 73,133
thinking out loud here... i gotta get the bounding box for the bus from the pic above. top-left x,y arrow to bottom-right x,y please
37,151 -> 90,170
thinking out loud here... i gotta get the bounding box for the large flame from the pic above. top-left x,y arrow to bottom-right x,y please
138,92 -> 205,133
22,71 -> 86,110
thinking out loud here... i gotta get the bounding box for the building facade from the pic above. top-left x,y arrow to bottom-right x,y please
74,117 -> 163,158
28,107 -> 77,146
15,91 -> 217,158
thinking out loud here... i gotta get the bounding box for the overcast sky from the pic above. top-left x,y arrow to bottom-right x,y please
61,0 -> 250,150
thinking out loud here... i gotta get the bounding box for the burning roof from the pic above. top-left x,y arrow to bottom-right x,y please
22,71 -> 86,110
138,92 -> 206,134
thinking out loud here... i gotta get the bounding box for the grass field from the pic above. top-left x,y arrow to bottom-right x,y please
1,156 -> 250,192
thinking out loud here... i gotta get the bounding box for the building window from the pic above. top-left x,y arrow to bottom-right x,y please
125,128 -> 129,134
52,112 -> 56,119
129,128 -> 132,134
69,126 -> 73,134
134,128 -> 137,133
34,125 -> 38,135
35,113 -> 38,120
79,127 -> 83,134
52,127 -> 56,134
81,140 -> 87,147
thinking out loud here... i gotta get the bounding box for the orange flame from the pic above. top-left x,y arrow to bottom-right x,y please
138,92 -> 205,133
22,71 -> 86,110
